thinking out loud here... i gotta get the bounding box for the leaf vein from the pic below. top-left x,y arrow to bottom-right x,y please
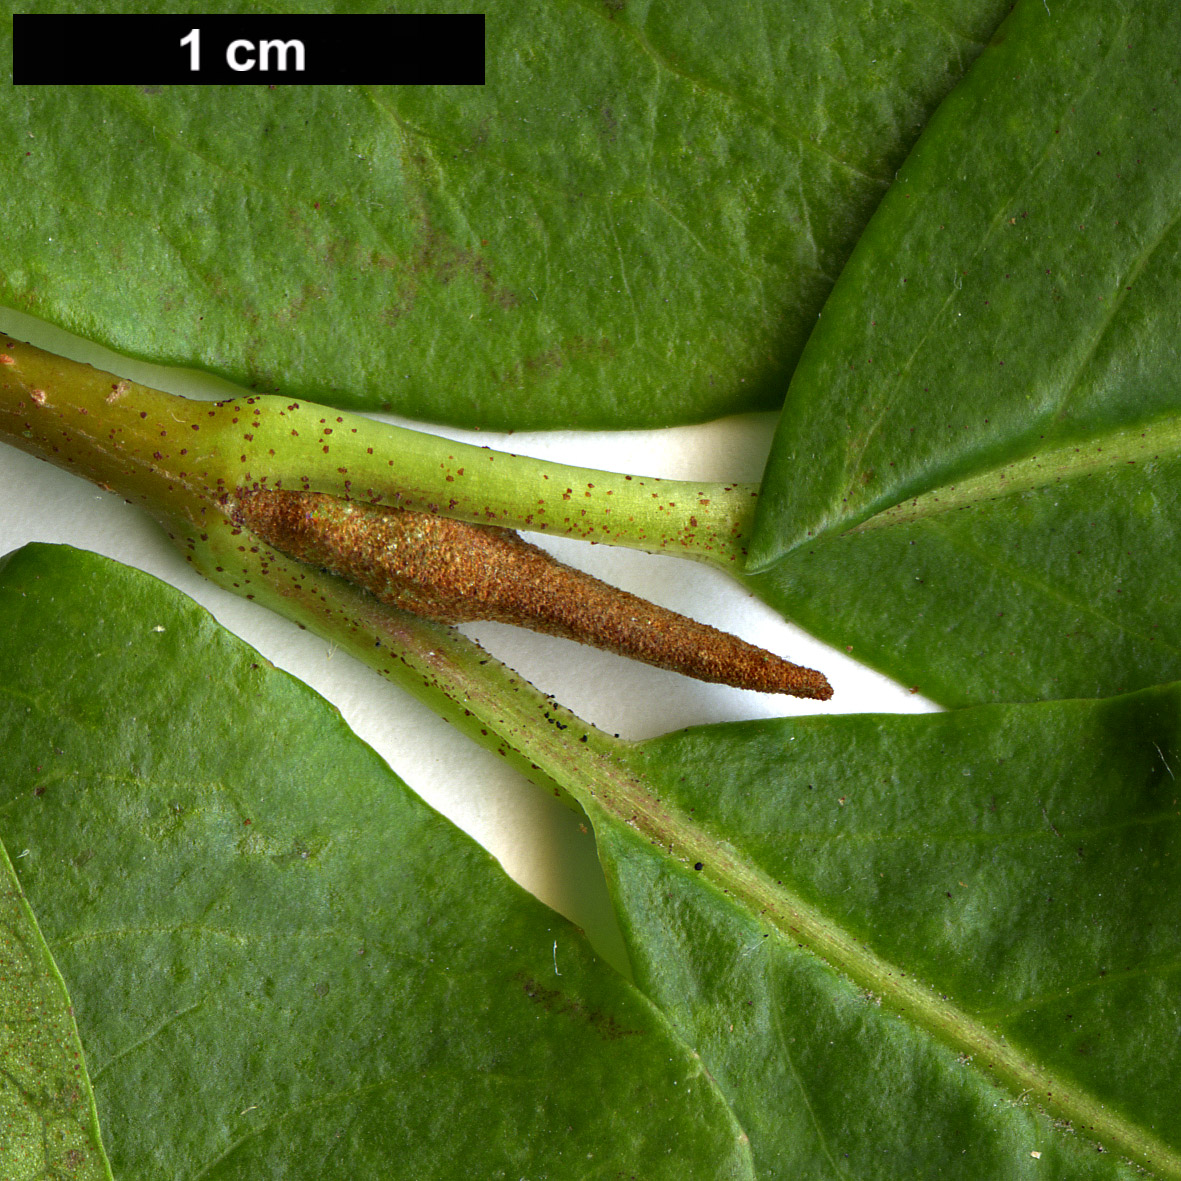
560,0 -> 891,186
982,955 -> 1181,1021
1048,200 -> 1181,429
924,515 -> 1181,661
88,996 -> 207,1083
771,1001 -> 851,1178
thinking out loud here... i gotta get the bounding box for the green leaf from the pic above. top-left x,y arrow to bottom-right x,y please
587,690 -> 1181,1176
744,0 -> 1181,705
1,834 -> 111,1181
0,0 -> 1010,429
7,0 -> 1181,1174
752,0 -> 1181,562
0,542 -> 753,1178
742,447 -> 1181,706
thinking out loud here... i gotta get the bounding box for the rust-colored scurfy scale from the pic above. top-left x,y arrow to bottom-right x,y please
235,488 -> 832,700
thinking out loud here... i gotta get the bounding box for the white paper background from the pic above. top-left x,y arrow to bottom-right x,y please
0,305 -> 939,968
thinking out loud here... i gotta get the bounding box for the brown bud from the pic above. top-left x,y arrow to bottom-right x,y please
234,488 -> 832,700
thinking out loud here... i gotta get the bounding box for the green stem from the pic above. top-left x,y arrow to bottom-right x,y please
4,335 -> 1169,1175
0,335 -> 755,570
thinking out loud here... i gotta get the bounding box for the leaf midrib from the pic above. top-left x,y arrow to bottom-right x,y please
367,608 -> 1181,1173
847,412 -> 1181,539
590,757 -> 1181,1176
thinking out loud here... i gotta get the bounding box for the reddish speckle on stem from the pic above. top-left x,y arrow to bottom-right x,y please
0,354 -> 14,365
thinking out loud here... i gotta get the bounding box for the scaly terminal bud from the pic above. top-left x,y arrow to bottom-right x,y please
0,333 -> 832,705
234,488 -> 833,700
0,331 -> 834,810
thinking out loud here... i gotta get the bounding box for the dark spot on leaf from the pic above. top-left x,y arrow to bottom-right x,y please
517,973 -> 641,1040
498,336 -> 614,389
368,205 -> 520,322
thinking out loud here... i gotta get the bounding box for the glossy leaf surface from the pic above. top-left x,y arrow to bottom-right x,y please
0,836 -> 110,1180
592,691 -> 1181,1177
744,0 -> 1181,706
0,543 -> 752,1179
753,0 -> 1181,561
0,0 -> 1010,429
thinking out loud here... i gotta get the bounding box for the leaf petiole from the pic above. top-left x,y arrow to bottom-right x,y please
0,335 -> 754,563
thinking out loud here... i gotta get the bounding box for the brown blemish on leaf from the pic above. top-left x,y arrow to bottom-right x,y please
372,220 -> 520,319
498,336 -> 614,390
274,282 -> 328,326
356,137 -> 521,317
517,973 -> 641,1041
469,115 -> 492,151
312,152 -> 520,324
234,488 -> 832,699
